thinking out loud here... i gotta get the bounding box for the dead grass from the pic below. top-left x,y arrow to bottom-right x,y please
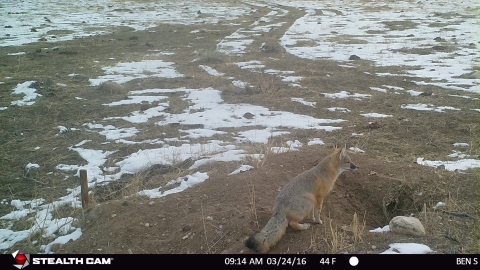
324,218 -> 347,253
352,212 -> 366,245
247,176 -> 260,230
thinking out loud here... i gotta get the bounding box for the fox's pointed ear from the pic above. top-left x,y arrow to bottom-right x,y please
339,147 -> 346,159
333,147 -> 342,159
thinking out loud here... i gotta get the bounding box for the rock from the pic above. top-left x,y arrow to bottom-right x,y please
70,74 -> 89,82
436,164 -> 445,170
182,232 -> 191,240
243,112 -> 254,119
49,243 -> 63,252
260,43 -> 282,53
140,102 -> 153,111
389,216 -> 426,236
97,81 -> 125,95
366,122 -> 381,129
349,54 -> 361,60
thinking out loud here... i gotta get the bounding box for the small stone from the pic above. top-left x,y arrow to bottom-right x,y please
182,232 -> 191,240
243,112 -> 254,119
349,54 -> 361,60
71,74 -> 89,82
97,81 -> 125,95
367,122 -> 381,129
145,223 -> 149,227
111,213 -> 117,217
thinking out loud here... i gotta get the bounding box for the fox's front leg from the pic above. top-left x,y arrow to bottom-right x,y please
313,198 -> 324,224
311,205 -> 318,222
311,207 -> 322,224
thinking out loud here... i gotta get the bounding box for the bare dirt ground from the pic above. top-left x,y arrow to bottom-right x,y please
1,1 -> 479,254
57,147 -> 478,254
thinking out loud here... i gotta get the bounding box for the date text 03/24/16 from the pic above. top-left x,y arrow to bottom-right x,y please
224,257 -> 311,266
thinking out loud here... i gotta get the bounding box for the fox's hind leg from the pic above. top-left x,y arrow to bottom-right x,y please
289,220 -> 310,230
286,200 -> 312,230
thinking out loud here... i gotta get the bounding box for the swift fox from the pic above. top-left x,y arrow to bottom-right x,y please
245,147 -> 358,253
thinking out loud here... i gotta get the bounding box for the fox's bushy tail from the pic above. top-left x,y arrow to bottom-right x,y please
245,211 -> 288,253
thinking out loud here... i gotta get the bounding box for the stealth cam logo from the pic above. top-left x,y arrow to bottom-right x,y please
12,250 -> 30,269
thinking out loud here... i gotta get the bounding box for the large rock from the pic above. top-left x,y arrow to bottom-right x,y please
389,216 -> 426,236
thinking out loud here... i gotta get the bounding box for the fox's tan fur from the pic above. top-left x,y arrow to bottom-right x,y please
245,147 -> 358,253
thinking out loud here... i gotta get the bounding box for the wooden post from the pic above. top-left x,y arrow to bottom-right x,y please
80,169 -> 89,209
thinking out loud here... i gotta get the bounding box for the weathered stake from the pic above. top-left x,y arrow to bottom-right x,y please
80,169 -> 89,209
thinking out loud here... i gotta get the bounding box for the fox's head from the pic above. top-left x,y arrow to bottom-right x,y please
333,147 -> 358,173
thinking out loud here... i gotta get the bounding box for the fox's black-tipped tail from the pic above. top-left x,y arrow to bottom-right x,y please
245,212 -> 288,253
245,234 -> 261,251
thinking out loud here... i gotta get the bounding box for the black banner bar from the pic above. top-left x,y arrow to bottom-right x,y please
2,254 -> 479,269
